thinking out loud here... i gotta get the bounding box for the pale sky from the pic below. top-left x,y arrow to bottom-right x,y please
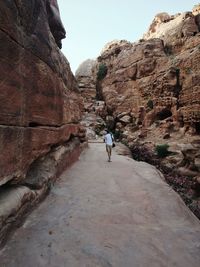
57,1 -> 199,73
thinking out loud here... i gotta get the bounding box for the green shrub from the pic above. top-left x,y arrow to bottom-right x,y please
155,144 -> 170,158
97,63 -> 107,81
114,130 -> 122,140
147,99 -> 154,110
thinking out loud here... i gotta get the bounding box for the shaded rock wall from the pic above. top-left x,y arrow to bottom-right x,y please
0,0 -> 86,245
0,0 -> 85,186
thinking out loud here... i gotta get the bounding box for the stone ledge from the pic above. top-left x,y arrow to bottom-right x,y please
0,138 -> 87,247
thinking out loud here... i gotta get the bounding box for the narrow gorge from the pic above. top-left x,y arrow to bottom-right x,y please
76,4 -> 200,218
0,0 -> 200,259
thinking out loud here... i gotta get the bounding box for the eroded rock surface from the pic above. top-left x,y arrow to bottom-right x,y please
0,0 -> 85,185
0,0 -> 86,245
78,4 -> 200,155
77,4 -> 200,216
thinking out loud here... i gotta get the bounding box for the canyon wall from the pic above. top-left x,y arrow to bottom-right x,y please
0,0 -> 86,244
77,5 -> 200,141
77,5 -> 200,194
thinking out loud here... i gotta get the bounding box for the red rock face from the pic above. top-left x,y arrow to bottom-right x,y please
94,16 -> 200,133
76,5 -> 200,220
0,124 -> 80,186
75,6 -> 200,185
97,39 -> 170,116
0,0 -> 84,185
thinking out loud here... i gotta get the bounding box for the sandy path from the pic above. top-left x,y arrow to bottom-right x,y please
0,143 -> 200,267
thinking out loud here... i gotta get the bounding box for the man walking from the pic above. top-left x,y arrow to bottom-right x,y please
104,130 -> 114,162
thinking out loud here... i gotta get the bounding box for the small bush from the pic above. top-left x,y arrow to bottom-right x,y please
114,130 -> 122,140
147,99 -> 154,110
97,63 -> 107,81
155,144 -> 170,158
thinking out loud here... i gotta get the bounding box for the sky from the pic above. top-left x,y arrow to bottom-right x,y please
57,0 -> 199,74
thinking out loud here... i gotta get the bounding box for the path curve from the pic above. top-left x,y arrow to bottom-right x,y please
0,143 -> 200,267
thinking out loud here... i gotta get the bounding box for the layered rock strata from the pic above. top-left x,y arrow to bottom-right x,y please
0,0 -> 86,245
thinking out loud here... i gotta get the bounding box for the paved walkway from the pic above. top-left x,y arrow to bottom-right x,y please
0,143 -> 200,267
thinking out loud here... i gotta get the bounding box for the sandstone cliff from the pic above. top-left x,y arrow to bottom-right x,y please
77,4 -> 200,148
76,4 -> 200,217
0,0 -> 86,244
75,59 -> 96,104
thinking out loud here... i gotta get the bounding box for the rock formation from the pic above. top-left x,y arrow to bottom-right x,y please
77,4 -> 200,216
46,0 -> 66,48
0,0 -> 86,245
76,60 -> 106,140
77,4 -> 200,140
143,12 -> 199,41
76,59 -> 96,105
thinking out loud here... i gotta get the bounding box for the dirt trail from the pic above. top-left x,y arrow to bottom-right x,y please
0,143 -> 200,267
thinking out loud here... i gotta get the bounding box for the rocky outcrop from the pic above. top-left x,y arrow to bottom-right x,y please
92,5 -> 200,136
78,4 -> 200,216
75,59 -> 96,105
0,0 -> 86,245
76,59 -> 107,140
46,0 -> 66,48
143,9 -> 199,42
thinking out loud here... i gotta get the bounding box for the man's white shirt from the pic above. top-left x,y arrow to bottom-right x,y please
104,133 -> 113,145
